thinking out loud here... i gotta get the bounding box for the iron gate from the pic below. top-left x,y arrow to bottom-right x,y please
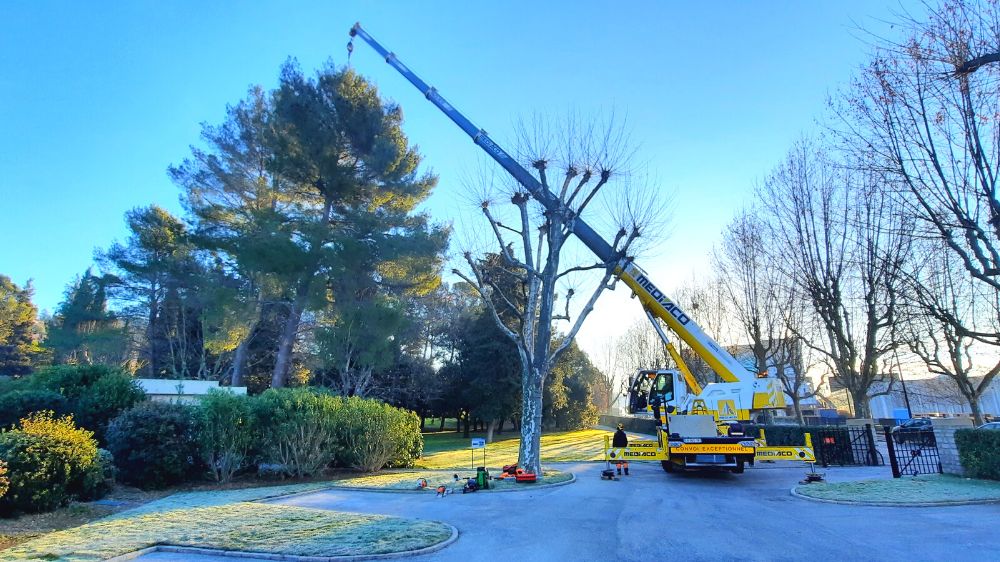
883,426 -> 942,477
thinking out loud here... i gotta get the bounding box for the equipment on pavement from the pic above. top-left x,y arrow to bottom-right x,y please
347,23 -> 814,474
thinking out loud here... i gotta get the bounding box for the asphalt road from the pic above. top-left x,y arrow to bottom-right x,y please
137,462 -> 999,562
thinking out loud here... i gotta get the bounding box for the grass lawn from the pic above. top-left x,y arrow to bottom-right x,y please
1,483 -> 452,561
330,469 -> 572,492
418,428 -> 612,468
794,474 -> 1000,504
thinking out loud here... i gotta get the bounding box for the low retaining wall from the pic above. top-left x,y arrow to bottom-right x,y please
599,415 -> 657,435
932,417 -> 974,476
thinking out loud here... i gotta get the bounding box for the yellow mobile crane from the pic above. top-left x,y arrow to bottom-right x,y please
348,24 -> 814,474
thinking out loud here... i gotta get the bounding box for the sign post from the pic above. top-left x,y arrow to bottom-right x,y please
471,437 -> 486,470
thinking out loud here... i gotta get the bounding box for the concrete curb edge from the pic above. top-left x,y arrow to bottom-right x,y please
789,486 -> 1000,507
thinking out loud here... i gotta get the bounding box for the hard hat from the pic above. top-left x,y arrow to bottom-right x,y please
617,423 -> 624,430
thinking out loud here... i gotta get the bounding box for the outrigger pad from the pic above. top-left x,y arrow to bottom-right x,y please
601,469 -> 617,480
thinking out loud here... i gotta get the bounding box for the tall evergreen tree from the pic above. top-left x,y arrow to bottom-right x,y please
0,275 -> 45,377
172,62 -> 447,389
45,270 -> 128,366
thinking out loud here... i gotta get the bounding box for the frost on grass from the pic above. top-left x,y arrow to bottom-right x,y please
796,474 -> 1000,503
2,487 -> 451,562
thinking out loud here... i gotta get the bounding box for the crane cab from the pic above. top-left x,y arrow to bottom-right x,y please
626,370 -> 687,416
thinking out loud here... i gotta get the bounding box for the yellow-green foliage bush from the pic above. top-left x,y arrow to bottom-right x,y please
253,388 -> 343,478
0,412 -> 100,515
0,459 -> 8,500
337,397 -> 422,472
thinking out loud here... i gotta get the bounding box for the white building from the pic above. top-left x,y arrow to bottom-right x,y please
867,375 -> 1000,421
136,379 -> 247,404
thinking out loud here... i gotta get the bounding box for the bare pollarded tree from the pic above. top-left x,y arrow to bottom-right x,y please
903,240 -> 1000,424
839,0 -> 1000,418
714,209 -> 822,423
454,117 -> 663,475
759,140 -> 911,418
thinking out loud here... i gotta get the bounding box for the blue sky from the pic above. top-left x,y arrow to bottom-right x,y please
1,1 -> 905,353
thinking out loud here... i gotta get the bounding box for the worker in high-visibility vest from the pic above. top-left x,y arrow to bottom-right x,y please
613,424 -> 629,475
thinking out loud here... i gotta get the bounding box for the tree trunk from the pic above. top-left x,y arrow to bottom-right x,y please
792,394 -> 804,425
271,281 -> 310,388
518,370 -> 544,475
419,415 -> 426,431
462,413 -> 470,438
231,335 -> 251,387
439,416 -> 446,431
968,394 -> 983,426
486,418 -> 498,443
497,418 -> 504,434
850,388 -> 871,419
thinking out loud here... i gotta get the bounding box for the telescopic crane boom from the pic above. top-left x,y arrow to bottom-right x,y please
348,23 -> 751,384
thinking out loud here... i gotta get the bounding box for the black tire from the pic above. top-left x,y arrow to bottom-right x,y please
661,460 -> 677,473
731,460 -> 745,474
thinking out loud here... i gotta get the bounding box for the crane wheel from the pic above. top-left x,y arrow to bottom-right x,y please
661,460 -> 678,474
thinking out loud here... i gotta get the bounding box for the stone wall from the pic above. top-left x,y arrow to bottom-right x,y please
932,417 -> 974,476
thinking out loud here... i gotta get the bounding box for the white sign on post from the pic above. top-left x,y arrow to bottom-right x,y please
471,438 -> 486,449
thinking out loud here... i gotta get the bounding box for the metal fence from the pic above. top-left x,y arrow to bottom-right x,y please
883,426 -> 942,478
745,424 -> 883,467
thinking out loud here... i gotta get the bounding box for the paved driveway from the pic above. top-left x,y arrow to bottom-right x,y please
138,462 -> 999,562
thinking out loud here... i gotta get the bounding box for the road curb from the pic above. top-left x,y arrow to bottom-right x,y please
790,486 -> 1000,507
108,524 -> 460,561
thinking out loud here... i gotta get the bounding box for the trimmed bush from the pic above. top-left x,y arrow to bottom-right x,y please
106,402 -> 202,489
956,428 -> 1000,480
253,388 -> 342,478
0,390 -> 69,430
0,412 -> 100,515
197,390 -> 254,483
28,365 -> 145,442
337,397 -> 423,471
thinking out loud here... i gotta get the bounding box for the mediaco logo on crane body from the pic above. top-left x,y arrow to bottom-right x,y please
633,273 -> 690,326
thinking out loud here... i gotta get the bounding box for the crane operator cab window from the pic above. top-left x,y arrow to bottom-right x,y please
651,372 -> 674,404
648,372 -> 674,426
627,374 -> 651,414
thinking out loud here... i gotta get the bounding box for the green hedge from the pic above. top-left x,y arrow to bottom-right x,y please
198,390 -> 254,483
26,365 -> 145,442
0,390 -> 69,430
106,402 -> 202,489
955,429 -> 1000,480
253,388 -> 343,478
336,397 -> 422,471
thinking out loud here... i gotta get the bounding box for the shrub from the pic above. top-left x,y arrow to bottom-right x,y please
0,459 -> 7,500
73,373 -> 146,442
253,388 -> 342,478
0,390 -> 69,430
77,448 -> 116,500
956,428 -> 1000,480
197,390 -> 254,483
28,365 -> 145,442
337,397 -> 423,471
106,401 -> 202,489
0,412 -> 99,515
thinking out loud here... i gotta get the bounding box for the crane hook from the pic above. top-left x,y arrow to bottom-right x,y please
347,39 -> 354,65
